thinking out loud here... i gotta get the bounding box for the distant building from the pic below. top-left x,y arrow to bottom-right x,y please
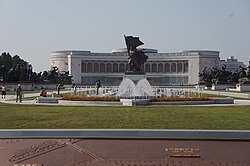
51,49 -> 221,86
220,56 -> 245,71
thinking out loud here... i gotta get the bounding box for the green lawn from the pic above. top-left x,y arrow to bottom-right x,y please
0,103 -> 250,129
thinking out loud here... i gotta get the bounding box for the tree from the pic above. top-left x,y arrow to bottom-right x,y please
12,55 -> 27,66
0,52 -> 13,71
0,52 -> 73,84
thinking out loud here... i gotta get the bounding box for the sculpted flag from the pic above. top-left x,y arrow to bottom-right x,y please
124,35 -> 144,49
124,35 -> 148,72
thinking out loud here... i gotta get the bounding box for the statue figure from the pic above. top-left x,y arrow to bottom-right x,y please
205,65 -> 232,84
211,67 -> 219,84
198,67 -> 211,84
247,61 -> 250,80
238,65 -> 250,84
218,64 -> 232,84
124,35 -> 148,73
227,69 -> 239,83
239,65 -> 247,78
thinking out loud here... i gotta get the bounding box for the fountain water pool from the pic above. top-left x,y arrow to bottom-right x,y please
115,78 -> 154,105
116,78 -> 154,98
68,78 -> 203,106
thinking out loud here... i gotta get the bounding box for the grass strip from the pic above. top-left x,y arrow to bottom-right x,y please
0,103 -> 249,130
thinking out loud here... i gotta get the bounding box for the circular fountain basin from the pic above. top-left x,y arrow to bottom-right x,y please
120,99 -> 150,106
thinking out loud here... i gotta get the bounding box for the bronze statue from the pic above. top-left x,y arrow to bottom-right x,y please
124,35 -> 148,73
238,62 -> 250,84
247,61 -> 250,79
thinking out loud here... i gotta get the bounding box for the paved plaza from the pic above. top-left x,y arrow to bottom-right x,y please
0,130 -> 250,166
1,91 -> 250,106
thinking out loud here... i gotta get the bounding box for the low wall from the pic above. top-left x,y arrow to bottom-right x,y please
2,83 -> 35,91
229,84 -> 250,92
210,98 -> 234,104
150,100 -> 214,105
203,90 -> 250,99
120,98 -> 233,106
211,84 -> 235,90
120,99 -> 150,106
36,97 -> 62,103
1,83 -> 71,91
150,98 -> 234,106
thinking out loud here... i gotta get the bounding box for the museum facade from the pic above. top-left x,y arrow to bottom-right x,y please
51,49 -> 221,86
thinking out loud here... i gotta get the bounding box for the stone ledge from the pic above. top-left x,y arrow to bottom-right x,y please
120,99 -> 150,106
36,97 -> 61,103
210,98 -> 234,104
0,129 -> 250,139
151,98 -> 234,105
150,100 -> 214,105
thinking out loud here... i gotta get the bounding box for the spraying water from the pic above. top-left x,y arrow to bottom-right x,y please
116,78 -> 154,97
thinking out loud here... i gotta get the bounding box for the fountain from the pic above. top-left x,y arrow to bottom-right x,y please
116,78 -> 154,98
116,78 -> 154,106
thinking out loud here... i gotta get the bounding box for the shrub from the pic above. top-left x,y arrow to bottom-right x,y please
62,94 -> 119,101
62,94 -> 209,102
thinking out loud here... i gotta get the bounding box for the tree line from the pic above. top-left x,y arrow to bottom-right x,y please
0,52 -> 72,84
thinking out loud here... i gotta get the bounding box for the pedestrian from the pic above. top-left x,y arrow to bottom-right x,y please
57,84 -> 61,95
95,80 -> 101,95
16,84 -> 22,103
39,87 -> 47,97
73,84 -> 77,95
1,84 -> 6,99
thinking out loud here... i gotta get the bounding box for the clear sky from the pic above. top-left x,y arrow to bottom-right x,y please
0,0 -> 249,72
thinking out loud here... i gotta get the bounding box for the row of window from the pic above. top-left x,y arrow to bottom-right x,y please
81,76 -> 188,85
81,61 -> 189,73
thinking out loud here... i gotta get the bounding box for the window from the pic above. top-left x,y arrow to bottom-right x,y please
119,63 -> 125,73
93,63 -> 99,73
164,63 -> 170,73
158,63 -> 163,73
145,63 -> 150,73
177,63 -> 183,73
81,63 -> 86,73
106,63 -> 112,73
100,63 -> 105,73
152,63 -> 157,73
87,63 -> 92,73
184,62 -> 188,73
171,62 -> 176,73
113,63 -> 118,73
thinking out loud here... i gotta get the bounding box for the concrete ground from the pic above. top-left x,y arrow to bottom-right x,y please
1,91 -> 250,106
0,135 -> 250,166
203,89 -> 250,99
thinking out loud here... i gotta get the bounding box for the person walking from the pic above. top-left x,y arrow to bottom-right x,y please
95,80 -> 101,95
1,84 -> 6,98
57,84 -> 61,95
16,84 -> 22,103
73,84 -> 77,95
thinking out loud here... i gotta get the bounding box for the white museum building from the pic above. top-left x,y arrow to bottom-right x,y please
50,49 -> 243,86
